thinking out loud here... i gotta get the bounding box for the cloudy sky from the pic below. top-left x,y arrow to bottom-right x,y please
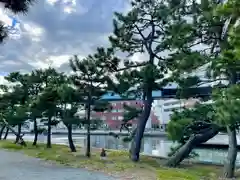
0,0 -> 132,79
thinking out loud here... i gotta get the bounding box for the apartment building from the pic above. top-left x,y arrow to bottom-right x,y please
92,100 -> 160,130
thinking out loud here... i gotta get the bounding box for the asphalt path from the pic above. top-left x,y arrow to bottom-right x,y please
0,150 -> 116,180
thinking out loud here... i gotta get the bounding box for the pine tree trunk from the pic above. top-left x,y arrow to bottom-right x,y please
0,125 -> 6,140
15,124 -> 21,144
129,140 -> 135,158
67,124 -> 76,152
223,127 -> 237,179
166,136 -> 195,167
4,122 -> 26,146
3,128 -> 9,140
131,96 -> 152,162
46,117 -> 51,148
32,118 -> 38,146
166,125 -> 219,167
85,100 -> 91,157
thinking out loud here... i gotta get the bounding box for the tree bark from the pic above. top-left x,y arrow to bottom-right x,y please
32,118 -> 38,146
223,127 -> 237,179
46,117 -> 51,148
14,124 -> 21,144
129,140 -> 135,158
3,128 -> 9,140
2,120 -> 26,146
165,125 -> 219,167
67,124 -> 76,152
131,94 -> 152,162
0,125 -> 6,140
85,100 -> 91,157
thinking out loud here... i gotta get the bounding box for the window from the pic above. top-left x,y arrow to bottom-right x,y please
118,116 -> 123,120
164,101 -> 180,106
112,116 -> 117,120
101,116 -> 106,121
118,109 -> 124,113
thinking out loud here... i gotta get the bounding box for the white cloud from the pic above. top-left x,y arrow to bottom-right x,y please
47,55 -> 70,68
0,0 -> 131,74
46,0 -> 59,5
129,53 -> 147,62
23,22 -> 45,41
2,60 -> 22,66
28,54 -> 85,70
46,0 -> 87,14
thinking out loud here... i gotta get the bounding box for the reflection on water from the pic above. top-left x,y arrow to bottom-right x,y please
7,134 -> 240,166
68,135 -> 240,166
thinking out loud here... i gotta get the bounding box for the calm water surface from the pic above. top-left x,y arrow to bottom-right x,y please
8,134 -> 240,166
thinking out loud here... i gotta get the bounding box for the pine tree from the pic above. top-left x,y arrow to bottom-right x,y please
162,0 -> 240,177
3,72 -> 30,143
0,84 -> 28,145
213,85 -> 240,178
27,70 -> 44,146
70,51 -> 112,157
32,68 -> 65,148
210,3 -> 240,176
35,84 -> 59,148
57,81 -> 83,152
108,0 -> 174,162
166,103 -> 220,167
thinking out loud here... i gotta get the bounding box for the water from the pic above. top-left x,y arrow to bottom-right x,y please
7,134 -> 240,166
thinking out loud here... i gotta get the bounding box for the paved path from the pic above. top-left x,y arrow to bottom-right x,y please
0,150 -> 116,180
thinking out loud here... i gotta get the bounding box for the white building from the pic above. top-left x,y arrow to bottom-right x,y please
151,59 -> 229,129
152,98 -> 201,129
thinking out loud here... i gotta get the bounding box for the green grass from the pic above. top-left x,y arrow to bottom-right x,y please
157,166 -> 219,180
0,140 -> 228,180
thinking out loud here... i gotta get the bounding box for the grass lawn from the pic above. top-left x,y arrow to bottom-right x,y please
0,140 -> 233,180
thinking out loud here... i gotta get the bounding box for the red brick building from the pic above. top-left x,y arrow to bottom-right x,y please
92,100 -> 160,130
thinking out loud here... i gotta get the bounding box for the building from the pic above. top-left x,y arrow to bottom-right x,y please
92,100 -> 160,130
152,97 -> 214,130
152,98 -> 200,129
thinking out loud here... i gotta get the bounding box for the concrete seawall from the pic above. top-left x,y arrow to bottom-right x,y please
17,130 -> 239,147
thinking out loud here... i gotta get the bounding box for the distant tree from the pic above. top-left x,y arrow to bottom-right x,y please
6,105 -> 28,144
57,82 -> 83,152
33,68 -> 65,148
4,72 -> 30,143
0,86 -> 27,145
28,101 -> 42,146
70,51 -> 111,157
35,84 -> 59,148
0,85 -> 8,139
27,70 -> 44,146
